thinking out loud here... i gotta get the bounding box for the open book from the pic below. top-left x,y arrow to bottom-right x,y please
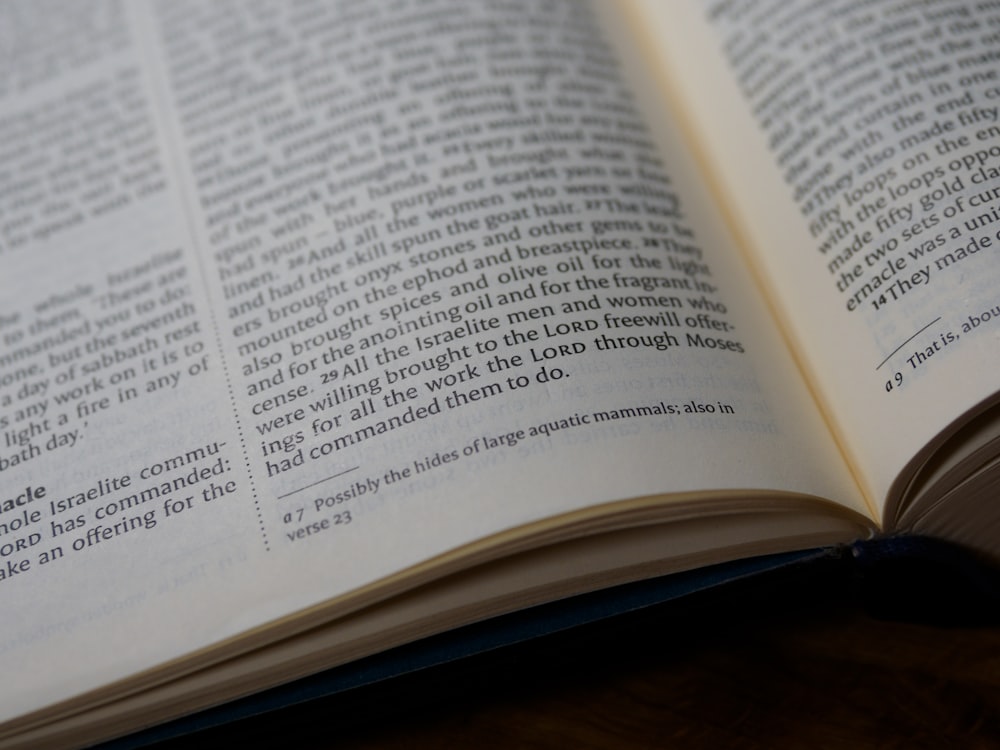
2,0 -> 999,746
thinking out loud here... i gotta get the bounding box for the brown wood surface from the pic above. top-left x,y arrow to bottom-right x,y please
157,559 -> 1000,749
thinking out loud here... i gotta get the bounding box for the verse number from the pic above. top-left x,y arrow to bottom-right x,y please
885,371 -> 904,393
332,511 -> 352,525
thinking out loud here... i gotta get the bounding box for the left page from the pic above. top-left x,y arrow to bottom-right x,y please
0,0 -> 868,736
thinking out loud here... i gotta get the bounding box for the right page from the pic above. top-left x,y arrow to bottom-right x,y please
630,0 -> 1000,552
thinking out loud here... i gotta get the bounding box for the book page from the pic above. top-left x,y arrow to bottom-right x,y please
631,0 -> 1000,524
0,0 -> 868,729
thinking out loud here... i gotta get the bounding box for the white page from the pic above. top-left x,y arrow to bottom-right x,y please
0,0 -> 865,727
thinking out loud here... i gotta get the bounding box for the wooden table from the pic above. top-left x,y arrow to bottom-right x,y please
156,556 -> 1000,749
